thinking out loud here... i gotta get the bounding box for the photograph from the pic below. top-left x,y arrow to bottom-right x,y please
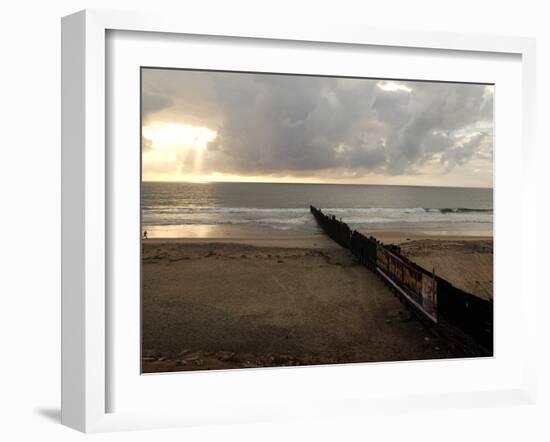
140,68 -> 494,373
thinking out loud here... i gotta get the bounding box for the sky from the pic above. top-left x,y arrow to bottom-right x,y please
141,68 -> 494,188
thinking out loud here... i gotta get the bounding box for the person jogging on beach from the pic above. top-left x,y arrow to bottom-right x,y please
143,230 -> 148,240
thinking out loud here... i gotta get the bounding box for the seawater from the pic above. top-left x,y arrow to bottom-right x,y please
142,182 -> 493,238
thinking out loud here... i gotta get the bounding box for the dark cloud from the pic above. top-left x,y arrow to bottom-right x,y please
142,69 -> 493,179
440,132 -> 490,170
142,136 -> 153,151
141,93 -> 173,120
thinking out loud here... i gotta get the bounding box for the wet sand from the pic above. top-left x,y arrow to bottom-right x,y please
140,236 -> 490,373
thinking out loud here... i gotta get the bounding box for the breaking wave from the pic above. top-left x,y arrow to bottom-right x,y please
142,206 -> 493,227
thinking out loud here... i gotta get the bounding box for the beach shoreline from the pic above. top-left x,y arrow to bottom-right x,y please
142,221 -> 493,241
143,231 -> 493,247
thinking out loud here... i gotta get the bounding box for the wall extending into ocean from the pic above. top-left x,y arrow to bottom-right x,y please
310,205 -> 493,356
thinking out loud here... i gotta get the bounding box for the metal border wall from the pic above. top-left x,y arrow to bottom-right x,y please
310,206 -> 493,355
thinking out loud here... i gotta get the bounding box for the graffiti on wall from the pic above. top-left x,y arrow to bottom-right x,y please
421,273 -> 437,318
377,245 -> 437,321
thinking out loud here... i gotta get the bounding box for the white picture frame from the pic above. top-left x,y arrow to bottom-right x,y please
61,9 -> 537,433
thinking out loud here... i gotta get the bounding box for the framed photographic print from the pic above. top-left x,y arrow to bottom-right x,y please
61,9 -> 537,432
139,67 -> 494,374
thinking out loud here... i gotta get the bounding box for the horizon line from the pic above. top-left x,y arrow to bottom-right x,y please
141,180 -> 493,190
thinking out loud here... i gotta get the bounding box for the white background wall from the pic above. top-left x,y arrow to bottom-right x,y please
0,0 -> 547,440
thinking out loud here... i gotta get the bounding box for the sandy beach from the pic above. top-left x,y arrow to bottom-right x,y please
398,238 -> 493,301
141,233 -> 492,373
356,230 -> 494,301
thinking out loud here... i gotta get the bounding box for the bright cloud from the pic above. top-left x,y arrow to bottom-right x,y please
141,69 -> 493,187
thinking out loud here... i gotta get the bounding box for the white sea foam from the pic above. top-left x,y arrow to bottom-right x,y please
142,207 -> 493,227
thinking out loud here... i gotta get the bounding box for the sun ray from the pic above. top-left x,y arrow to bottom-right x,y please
142,122 -> 217,179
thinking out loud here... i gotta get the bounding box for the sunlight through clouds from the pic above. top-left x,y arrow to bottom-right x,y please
141,69 -> 493,187
142,122 -> 217,180
142,122 -> 217,151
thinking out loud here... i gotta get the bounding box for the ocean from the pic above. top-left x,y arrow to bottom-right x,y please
142,182 -> 493,238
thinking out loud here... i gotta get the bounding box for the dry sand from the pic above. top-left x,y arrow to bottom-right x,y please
398,239 -> 493,301
354,230 -> 494,300
140,235 -> 492,373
